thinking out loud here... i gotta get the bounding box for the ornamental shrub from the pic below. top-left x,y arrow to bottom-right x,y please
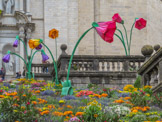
134,75 -> 141,89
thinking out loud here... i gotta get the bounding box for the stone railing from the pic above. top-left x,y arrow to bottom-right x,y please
51,44 -> 146,88
31,63 -> 53,80
138,45 -> 162,93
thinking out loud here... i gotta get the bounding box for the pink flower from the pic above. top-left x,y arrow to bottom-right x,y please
24,110 -> 27,114
135,18 -> 147,30
112,13 -> 122,23
26,102 -> 30,105
95,21 -> 116,43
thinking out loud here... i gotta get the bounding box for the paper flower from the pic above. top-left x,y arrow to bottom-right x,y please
135,18 -> 147,30
49,28 -> 59,39
112,13 -> 123,23
28,39 -> 41,49
41,50 -> 49,62
2,51 -> 11,63
35,44 -> 42,50
95,21 -> 116,43
13,36 -> 19,47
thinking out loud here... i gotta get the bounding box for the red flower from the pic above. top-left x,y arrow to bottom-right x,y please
0,90 -> 3,92
103,89 -> 107,92
95,21 -> 116,43
112,13 -> 122,23
26,102 -> 30,105
135,18 -> 147,30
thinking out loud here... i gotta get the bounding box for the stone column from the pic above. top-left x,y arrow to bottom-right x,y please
15,0 -> 19,11
26,0 -> 31,14
18,25 -> 25,73
0,0 -> 3,11
20,0 -> 24,12
26,28 -> 31,59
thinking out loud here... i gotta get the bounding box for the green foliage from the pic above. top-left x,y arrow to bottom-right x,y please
129,90 -> 151,107
0,87 -> 39,121
131,114 -> 146,122
134,75 -> 141,89
151,92 -> 162,108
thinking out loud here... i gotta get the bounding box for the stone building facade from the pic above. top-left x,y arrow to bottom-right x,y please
0,0 -> 162,77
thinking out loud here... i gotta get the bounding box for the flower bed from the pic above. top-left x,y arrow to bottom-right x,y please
0,79 -> 161,122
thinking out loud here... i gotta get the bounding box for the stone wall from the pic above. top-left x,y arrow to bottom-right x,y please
29,0 -> 162,62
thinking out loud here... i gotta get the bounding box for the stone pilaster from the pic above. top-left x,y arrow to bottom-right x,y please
19,0 -> 24,12
15,0 -> 19,11
18,24 -> 25,73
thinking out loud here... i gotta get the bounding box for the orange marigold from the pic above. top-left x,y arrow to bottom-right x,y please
53,111 -> 63,116
49,28 -> 59,39
114,99 -> 124,103
94,114 -> 98,118
75,112 -> 84,116
124,97 -> 131,100
63,111 -> 73,116
32,101 -> 37,105
35,90 -> 40,94
66,105 -> 73,109
101,93 -> 108,97
40,110 -> 50,115
0,95 -> 5,98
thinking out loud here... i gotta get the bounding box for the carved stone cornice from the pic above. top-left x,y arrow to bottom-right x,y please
15,11 -> 30,23
25,23 -> 35,32
0,24 -> 17,30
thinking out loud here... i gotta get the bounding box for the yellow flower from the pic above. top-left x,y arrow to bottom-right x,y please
144,85 -> 152,89
28,39 -> 40,49
59,100 -> 65,103
94,114 -> 98,118
13,110 -> 18,112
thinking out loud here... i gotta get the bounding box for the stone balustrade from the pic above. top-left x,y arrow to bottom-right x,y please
31,63 -> 53,80
138,45 -> 162,93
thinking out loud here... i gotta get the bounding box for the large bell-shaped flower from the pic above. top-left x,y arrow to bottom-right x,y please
94,21 -> 116,43
135,18 -> 147,30
41,50 -> 49,62
2,51 -> 11,63
28,39 -> 41,49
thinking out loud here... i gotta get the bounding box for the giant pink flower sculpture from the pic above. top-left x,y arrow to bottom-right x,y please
95,21 -> 116,43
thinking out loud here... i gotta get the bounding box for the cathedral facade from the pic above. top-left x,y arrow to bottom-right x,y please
0,0 -> 162,77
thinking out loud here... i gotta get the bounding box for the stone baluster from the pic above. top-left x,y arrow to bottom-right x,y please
107,61 -> 110,71
82,62 -> 85,71
93,59 -> 99,71
138,62 -> 141,69
112,62 -> 115,71
117,61 -> 120,71
60,44 -> 68,72
150,71 -> 155,87
159,60 -> 162,84
153,69 -> 158,86
123,61 -> 129,71
102,61 -> 104,71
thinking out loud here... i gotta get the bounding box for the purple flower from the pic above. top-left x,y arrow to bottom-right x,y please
36,44 -> 42,50
2,52 -> 10,63
41,50 -> 49,62
13,39 -> 19,47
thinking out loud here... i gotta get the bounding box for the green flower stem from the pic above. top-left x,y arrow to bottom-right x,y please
19,38 -> 29,63
55,38 -> 57,62
114,33 -> 128,56
129,22 -> 135,55
66,27 -> 94,81
122,24 -> 129,53
28,50 -> 40,79
41,42 -> 58,84
10,52 -> 29,71
30,49 -> 33,57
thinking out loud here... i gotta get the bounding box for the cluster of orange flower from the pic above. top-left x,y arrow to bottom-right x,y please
93,93 -> 108,98
38,98 -> 47,104
131,106 -> 150,113
40,110 -> 50,115
5,92 -> 17,96
114,99 -> 125,103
